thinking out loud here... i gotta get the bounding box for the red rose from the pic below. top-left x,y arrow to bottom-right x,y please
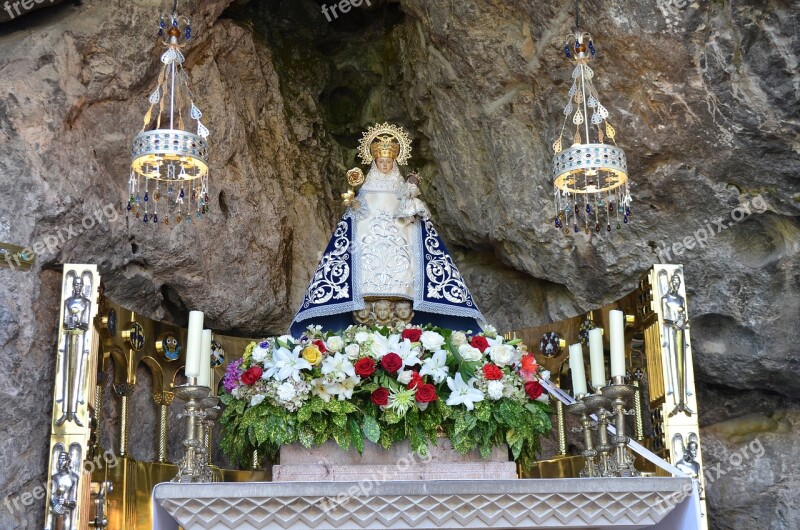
371,387 -> 389,406
470,335 -> 490,352
401,328 -> 423,342
525,381 -> 543,400
354,357 -> 376,377
241,366 -> 263,386
407,371 -> 424,389
521,354 -> 538,373
312,339 -> 328,353
482,363 -> 503,381
415,383 -> 438,403
380,353 -> 403,373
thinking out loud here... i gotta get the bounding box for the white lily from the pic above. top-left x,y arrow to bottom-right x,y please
369,332 -> 390,358
420,350 -> 450,384
389,335 -> 422,367
335,376 -> 360,401
263,346 -> 312,382
310,378 -> 333,402
445,373 -> 484,410
321,352 -> 356,382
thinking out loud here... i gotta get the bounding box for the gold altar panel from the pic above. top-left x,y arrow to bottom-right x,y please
93,297 -> 271,529
44,263 -> 708,529
44,265 -> 102,530
644,321 -> 665,403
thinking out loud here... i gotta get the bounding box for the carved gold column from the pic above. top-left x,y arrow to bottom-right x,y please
555,401 -> 568,456
251,449 -> 261,470
153,391 -> 175,463
632,380 -> 645,441
113,383 -> 136,458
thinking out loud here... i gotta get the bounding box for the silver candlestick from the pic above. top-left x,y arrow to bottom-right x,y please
172,383 -> 210,483
566,398 -> 599,478
583,393 -> 615,477
199,396 -> 220,482
600,376 -> 639,477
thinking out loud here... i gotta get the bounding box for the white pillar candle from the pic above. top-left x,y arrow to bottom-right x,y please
588,328 -> 606,388
197,329 -> 212,388
609,310 -> 626,378
569,343 -> 588,397
185,310 -> 204,378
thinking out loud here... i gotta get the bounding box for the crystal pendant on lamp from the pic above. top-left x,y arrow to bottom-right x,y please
128,1 -> 211,227
550,30 -> 632,236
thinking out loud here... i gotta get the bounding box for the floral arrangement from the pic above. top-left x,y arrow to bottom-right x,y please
219,324 -> 552,468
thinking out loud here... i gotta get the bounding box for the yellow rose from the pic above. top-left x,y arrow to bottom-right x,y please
301,345 -> 323,366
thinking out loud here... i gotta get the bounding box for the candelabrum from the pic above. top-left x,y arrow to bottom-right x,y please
600,376 -> 640,477
172,382 -> 210,483
199,396 -> 220,483
566,398 -> 599,477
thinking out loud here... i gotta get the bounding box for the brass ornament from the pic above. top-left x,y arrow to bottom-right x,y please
121,322 -> 145,352
346,167 -> 365,187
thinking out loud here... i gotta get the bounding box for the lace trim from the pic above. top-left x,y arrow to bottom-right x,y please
360,161 -> 403,192
360,209 -> 412,294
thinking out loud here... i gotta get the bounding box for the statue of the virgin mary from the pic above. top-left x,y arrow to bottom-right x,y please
290,123 -> 485,335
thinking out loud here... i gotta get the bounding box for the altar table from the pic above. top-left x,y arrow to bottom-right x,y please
152,477 -> 700,529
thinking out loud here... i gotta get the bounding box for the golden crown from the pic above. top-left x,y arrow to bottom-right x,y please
369,134 -> 401,160
357,122 -> 412,166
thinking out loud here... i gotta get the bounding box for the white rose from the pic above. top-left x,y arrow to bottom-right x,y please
355,331 -> 370,343
451,331 -> 467,347
344,343 -> 361,360
397,370 -> 414,385
490,344 -> 515,367
277,382 -> 297,402
420,331 -> 445,351
326,336 -> 344,352
458,344 -> 483,362
251,345 -> 270,364
249,394 -> 265,407
483,325 -> 498,338
487,380 -> 504,400
536,393 -> 550,403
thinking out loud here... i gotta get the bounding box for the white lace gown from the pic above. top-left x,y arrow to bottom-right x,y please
354,162 -> 417,299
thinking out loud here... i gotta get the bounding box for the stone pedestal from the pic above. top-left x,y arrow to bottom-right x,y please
273,439 -> 518,481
